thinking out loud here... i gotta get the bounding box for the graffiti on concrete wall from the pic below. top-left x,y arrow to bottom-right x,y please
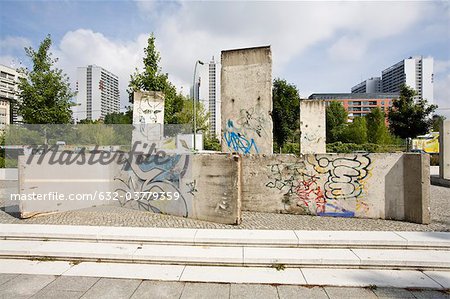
114,154 -> 192,217
223,120 -> 259,154
236,107 -> 267,138
223,106 -> 269,154
265,154 -> 372,217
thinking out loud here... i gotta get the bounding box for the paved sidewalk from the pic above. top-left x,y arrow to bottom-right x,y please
1,274 -> 449,299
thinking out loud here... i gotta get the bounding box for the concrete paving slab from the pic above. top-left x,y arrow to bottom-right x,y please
133,244 -> 243,264
243,247 -> 360,265
80,278 -> 141,299
0,273 -> 19,286
98,227 -> 197,243
324,286 -> 377,298
63,262 -> 185,281
31,289 -> 84,299
0,274 -> 56,298
130,281 -> 185,299
0,224 -> 104,240
230,283 -> 278,299
277,285 -> 328,299
352,249 -> 450,268
194,229 -> 298,246
180,266 -> 305,284
424,271 -> 450,288
295,231 -> 407,247
372,287 -> 415,298
43,276 -> 100,292
395,232 -> 450,248
29,241 -> 139,260
301,268 -> 443,289
0,240 -> 45,255
0,259 -> 73,275
410,290 -> 450,298
180,282 -> 229,299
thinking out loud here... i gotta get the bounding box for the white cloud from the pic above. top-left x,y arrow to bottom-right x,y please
0,36 -> 31,53
434,73 -> 450,118
143,1 -> 428,86
52,29 -> 149,109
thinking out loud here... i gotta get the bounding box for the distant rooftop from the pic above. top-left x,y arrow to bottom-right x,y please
308,92 -> 400,100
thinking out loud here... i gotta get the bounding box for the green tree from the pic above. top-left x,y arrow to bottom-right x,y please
326,101 -> 348,143
340,117 -> 367,144
431,114 -> 446,132
104,108 -> 132,124
128,34 -> 184,124
366,107 -> 390,144
175,99 -> 210,132
204,135 -> 221,151
17,35 -> 75,124
272,78 -> 300,149
388,85 -> 437,142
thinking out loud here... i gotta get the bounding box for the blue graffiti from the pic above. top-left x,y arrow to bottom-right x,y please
224,120 -> 259,154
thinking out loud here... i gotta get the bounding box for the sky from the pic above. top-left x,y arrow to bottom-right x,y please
0,0 -> 449,116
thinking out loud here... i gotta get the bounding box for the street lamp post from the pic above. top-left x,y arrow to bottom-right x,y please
192,60 -> 204,151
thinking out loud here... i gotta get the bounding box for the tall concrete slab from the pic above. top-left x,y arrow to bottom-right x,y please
300,100 -> 326,154
221,46 -> 273,154
440,120 -> 450,180
132,91 -> 164,146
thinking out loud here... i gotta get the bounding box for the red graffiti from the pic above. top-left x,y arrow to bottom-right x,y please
295,175 -> 326,214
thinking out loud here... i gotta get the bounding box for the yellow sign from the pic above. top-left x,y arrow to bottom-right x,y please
412,132 -> 439,154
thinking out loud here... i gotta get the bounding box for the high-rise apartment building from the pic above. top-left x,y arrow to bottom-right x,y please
73,65 -> 120,122
208,57 -> 219,137
351,77 -> 382,93
382,56 -> 433,103
350,56 -> 434,103
0,64 -> 24,126
199,57 -> 221,138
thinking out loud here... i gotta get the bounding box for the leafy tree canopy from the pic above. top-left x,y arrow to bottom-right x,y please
104,108 -> 133,124
272,78 -> 300,149
366,107 -> 391,144
388,85 -> 437,139
17,35 -> 75,124
128,34 -> 184,124
326,101 -> 348,143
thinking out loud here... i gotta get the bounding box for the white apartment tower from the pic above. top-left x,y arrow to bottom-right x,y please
351,77 -> 382,93
74,65 -> 120,122
208,57 -> 219,137
0,64 -> 24,126
382,56 -> 434,103
199,57 -> 221,138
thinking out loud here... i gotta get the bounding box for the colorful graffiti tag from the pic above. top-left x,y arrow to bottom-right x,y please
265,154 -> 372,217
114,154 -> 191,217
223,120 -> 259,154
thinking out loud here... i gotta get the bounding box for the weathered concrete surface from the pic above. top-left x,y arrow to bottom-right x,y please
18,153 -> 241,224
300,100 -> 326,154
190,154 -> 241,224
403,154 -> 430,224
18,154 -> 114,218
132,91 -> 164,147
221,46 -> 273,154
242,153 -> 430,223
440,120 -> 450,180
